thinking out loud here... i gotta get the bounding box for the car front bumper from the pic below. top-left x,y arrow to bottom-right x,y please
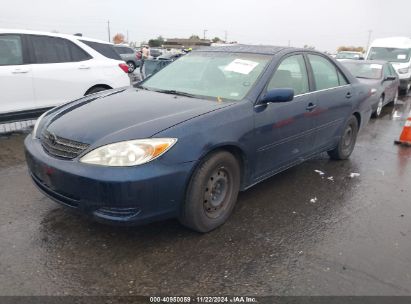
24,135 -> 194,225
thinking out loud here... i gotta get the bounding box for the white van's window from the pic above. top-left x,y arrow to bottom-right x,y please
0,35 -> 23,66
368,47 -> 411,63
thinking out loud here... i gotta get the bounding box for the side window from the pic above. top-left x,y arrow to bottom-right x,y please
383,65 -> 391,78
308,54 -> 340,90
80,40 -> 122,60
67,41 -> 91,61
388,64 -> 397,76
30,36 -> 71,63
267,54 -> 309,95
337,70 -> 348,85
0,35 -> 23,66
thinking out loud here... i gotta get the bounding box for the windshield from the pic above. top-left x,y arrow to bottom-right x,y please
342,62 -> 383,79
141,52 -> 271,101
336,52 -> 361,59
367,47 -> 411,63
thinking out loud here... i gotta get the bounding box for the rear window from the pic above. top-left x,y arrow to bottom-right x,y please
115,46 -> 134,54
80,40 -> 122,60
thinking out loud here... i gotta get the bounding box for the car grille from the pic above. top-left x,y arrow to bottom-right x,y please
41,130 -> 89,159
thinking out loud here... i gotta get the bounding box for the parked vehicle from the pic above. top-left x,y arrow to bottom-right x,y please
336,51 -> 364,60
149,48 -> 164,58
341,60 -> 400,118
366,37 -> 411,94
143,52 -> 185,78
25,45 -> 371,232
113,44 -> 141,72
0,29 -> 130,122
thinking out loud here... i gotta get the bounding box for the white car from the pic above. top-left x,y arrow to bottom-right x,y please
0,29 -> 131,121
366,37 -> 411,94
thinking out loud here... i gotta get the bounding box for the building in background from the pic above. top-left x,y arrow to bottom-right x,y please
163,38 -> 211,49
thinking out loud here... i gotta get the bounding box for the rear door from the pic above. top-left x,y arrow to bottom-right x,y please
28,35 -> 94,108
253,53 -> 317,179
305,54 -> 353,150
0,34 -> 35,114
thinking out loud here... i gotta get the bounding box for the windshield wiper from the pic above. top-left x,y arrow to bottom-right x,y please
134,84 -> 149,90
153,89 -> 197,98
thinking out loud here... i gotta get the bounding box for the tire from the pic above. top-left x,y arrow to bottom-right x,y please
85,86 -> 108,95
371,96 -> 384,118
179,151 -> 241,233
327,116 -> 359,160
127,61 -> 136,73
392,90 -> 399,104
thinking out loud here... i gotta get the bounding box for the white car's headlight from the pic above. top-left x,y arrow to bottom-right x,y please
32,111 -> 49,139
80,138 -> 177,167
398,67 -> 409,74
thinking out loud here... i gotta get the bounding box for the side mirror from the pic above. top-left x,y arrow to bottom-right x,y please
260,88 -> 294,104
384,76 -> 396,81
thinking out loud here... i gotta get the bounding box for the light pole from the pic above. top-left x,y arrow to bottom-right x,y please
107,20 -> 111,42
366,30 -> 373,52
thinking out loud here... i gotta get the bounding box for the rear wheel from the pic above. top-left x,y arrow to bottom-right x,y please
127,61 -> 136,73
328,116 -> 359,160
179,151 -> 240,233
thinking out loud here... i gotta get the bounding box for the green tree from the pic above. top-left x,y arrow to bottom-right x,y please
212,37 -> 222,43
189,35 -> 200,40
148,36 -> 165,47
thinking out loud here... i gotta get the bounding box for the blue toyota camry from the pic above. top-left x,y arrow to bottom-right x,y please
25,45 -> 372,232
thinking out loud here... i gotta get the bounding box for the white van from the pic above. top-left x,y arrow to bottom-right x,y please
0,29 -> 131,122
366,37 -> 411,93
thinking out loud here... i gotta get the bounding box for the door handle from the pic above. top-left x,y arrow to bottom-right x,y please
78,65 -> 90,70
306,103 -> 317,111
345,92 -> 352,99
12,68 -> 29,74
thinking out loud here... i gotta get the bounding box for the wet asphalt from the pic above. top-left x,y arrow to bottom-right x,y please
0,97 -> 411,296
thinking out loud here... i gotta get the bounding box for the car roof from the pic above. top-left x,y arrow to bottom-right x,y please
194,44 -> 302,55
369,37 -> 411,48
342,59 -> 387,65
338,51 -> 362,54
0,28 -> 113,45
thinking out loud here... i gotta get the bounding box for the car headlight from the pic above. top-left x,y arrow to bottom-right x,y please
398,67 -> 409,74
80,138 -> 177,166
32,111 -> 49,139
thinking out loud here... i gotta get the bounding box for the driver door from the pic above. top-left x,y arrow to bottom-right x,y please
253,54 -> 317,180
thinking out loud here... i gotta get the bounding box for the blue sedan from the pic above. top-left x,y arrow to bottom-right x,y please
25,45 -> 372,232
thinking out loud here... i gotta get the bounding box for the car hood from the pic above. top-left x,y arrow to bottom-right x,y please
356,78 -> 381,86
45,88 -> 234,145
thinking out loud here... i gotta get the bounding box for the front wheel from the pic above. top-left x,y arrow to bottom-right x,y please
328,116 -> 359,160
371,96 -> 384,118
392,90 -> 399,104
179,151 -> 240,233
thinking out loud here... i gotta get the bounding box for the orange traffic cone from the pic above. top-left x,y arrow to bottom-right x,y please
395,112 -> 411,147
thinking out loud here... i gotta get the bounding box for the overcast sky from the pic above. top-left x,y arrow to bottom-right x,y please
1,0 -> 410,52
